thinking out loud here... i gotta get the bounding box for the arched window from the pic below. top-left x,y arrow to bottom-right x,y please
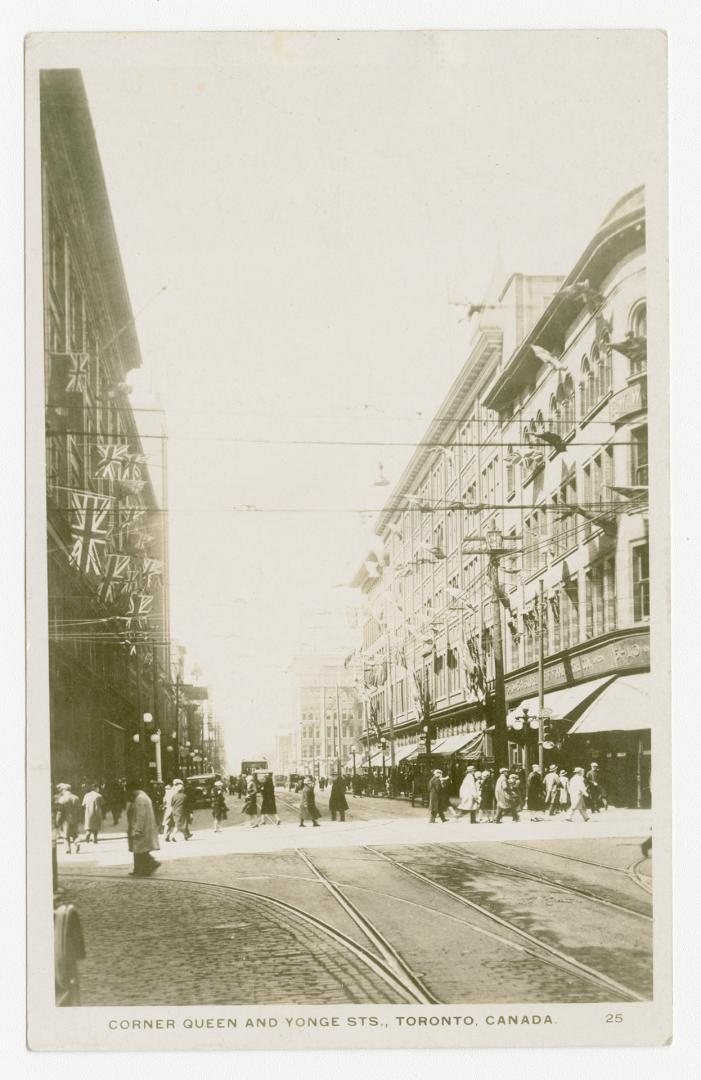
534,410 -> 544,433
630,301 -> 647,338
561,374 -> 575,431
580,357 -> 591,416
629,302 -> 647,376
598,331 -> 612,396
590,345 -> 601,405
549,394 -> 559,433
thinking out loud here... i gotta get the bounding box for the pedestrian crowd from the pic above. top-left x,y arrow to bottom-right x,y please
426,761 -> 607,824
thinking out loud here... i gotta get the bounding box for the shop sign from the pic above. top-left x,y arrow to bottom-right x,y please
505,631 -> 650,702
609,380 -> 646,423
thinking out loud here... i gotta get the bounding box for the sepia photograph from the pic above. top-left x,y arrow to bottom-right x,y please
24,28 -> 670,1051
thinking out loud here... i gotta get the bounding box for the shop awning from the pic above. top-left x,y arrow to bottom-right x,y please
430,732 -> 484,757
567,673 -> 651,735
457,731 -> 488,760
392,743 -> 419,763
507,675 -> 616,726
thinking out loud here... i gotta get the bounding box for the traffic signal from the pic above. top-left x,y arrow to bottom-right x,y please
542,716 -> 554,749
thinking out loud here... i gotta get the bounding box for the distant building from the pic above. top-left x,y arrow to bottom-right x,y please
289,656 -> 365,778
273,732 -> 296,776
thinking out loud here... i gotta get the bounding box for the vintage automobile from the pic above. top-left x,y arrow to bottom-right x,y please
183,772 -> 218,809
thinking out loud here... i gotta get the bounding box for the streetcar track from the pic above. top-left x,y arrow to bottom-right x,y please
296,849 -> 438,1004
364,847 -> 647,1003
438,843 -> 651,920
496,840 -> 653,900
61,871 -> 426,1005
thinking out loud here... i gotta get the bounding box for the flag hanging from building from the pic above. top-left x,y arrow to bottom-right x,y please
68,491 -> 112,575
120,499 -> 146,530
94,442 -> 129,481
97,552 -> 130,604
122,452 -> 147,480
65,353 -> 89,393
140,557 -> 163,589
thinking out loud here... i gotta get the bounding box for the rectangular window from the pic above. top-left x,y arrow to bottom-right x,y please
632,543 -> 650,621
631,426 -> 648,486
585,557 -> 616,639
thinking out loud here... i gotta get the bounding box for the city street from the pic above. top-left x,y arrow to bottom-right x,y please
57,792 -> 652,1008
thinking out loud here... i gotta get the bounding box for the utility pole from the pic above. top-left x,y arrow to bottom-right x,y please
385,629 -> 396,770
463,526 -> 521,771
538,577 -> 546,771
335,679 -> 342,779
487,558 -> 508,770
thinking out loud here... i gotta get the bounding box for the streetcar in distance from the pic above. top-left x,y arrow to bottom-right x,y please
240,759 -> 268,775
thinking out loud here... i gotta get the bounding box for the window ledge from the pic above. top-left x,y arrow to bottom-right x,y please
580,391 -> 613,429
550,544 -> 579,567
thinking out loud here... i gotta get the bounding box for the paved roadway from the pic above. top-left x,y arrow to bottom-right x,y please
57,790 -> 653,1008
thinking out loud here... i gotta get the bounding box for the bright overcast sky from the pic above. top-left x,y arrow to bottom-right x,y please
70,31 -> 662,765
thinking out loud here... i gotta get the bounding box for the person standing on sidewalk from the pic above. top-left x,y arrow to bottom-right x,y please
566,767 -> 590,822
81,782 -> 103,844
242,774 -> 260,827
299,776 -> 321,827
126,779 -> 160,877
494,769 -> 520,823
544,764 -> 559,815
211,779 -> 229,832
328,774 -> 349,822
259,773 -> 281,826
478,769 -> 495,822
428,769 -> 447,823
526,764 -> 545,821
170,779 -> 191,840
55,784 -> 82,854
458,766 -> 479,823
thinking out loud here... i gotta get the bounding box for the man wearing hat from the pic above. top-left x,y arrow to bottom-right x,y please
211,779 -> 228,832
585,762 -> 605,812
428,769 -> 446,823
55,783 -> 82,855
457,766 -> 479,823
126,778 -> 160,876
544,764 -> 560,815
169,778 -> 191,841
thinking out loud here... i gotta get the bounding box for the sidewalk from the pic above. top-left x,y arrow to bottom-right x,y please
56,805 -> 652,871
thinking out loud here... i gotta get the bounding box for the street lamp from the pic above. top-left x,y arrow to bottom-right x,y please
380,737 -> 388,790
351,744 -> 358,783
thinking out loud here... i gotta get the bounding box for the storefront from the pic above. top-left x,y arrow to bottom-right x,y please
504,629 -> 651,808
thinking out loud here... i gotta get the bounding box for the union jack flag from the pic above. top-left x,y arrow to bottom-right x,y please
65,353 -> 89,393
124,592 -> 153,632
122,452 -> 147,481
120,499 -> 146,530
140,557 -> 163,589
97,552 -> 130,604
68,492 -> 112,575
94,443 -> 129,481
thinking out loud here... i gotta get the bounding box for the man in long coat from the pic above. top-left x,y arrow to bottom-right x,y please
328,775 -> 349,822
81,783 -> 103,843
458,766 -> 479,823
170,779 -> 192,840
126,779 -> 160,876
299,777 -> 321,827
526,764 -> 545,820
55,784 -> 82,854
494,768 -> 520,823
566,768 -> 590,822
428,769 -> 446,823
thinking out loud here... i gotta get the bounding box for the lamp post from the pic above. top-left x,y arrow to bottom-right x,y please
351,745 -> 358,783
380,737 -> 388,790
